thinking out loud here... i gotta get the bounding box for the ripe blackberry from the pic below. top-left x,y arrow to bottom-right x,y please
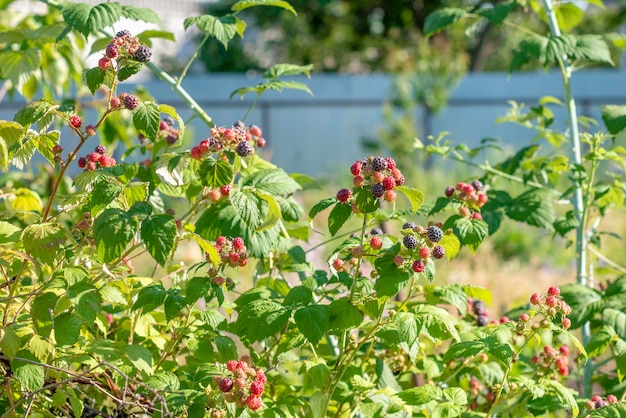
133,45 -> 152,63
472,300 -> 486,316
123,94 -> 139,110
476,315 -> 489,327
371,156 -> 388,172
236,141 -> 253,157
116,30 -> 131,38
432,245 -> 445,259
370,227 -> 383,235
445,186 -> 455,197
402,222 -> 416,230
95,145 -> 106,155
427,226 -> 443,243
105,44 -> 118,59
403,235 -> 418,249
471,180 -> 484,191
371,183 -> 385,198
77,157 -> 87,168
336,188 -> 352,202
163,116 -> 175,127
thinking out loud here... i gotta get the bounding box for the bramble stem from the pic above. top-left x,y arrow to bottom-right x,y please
540,0 -> 592,397
176,33 -> 209,88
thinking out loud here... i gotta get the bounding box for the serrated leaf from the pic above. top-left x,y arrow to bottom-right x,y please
602,105 -> 626,135
28,335 -> 52,362
184,14 -> 239,48
164,290 -> 187,321
62,2 -> 123,37
374,245 -> 411,297
231,299 -> 290,343
230,80 -> 312,99
588,403 -> 626,418
230,189 -> 263,229
328,202 -> 352,236
146,372 -> 180,392
572,34 -> 613,65
155,153 -> 188,187
396,186 -> 424,213
122,344 -> 153,374
453,217 -> 488,251
0,327 -> 21,360
604,309 -> 626,339
132,101 -> 160,139
141,214 -> 177,266
13,99 -> 56,127
309,197 -> 337,219
414,304 -> 460,342
118,62 -> 143,82
397,385 -> 442,405
294,305 -> 329,345
120,5 -> 161,24
83,67 -> 108,94
541,380 -> 579,417
328,297 -> 363,331
7,188 -> 42,212
255,192 -> 280,232
87,178 -> 123,211
190,234 -> 220,265
32,293 -> 57,337
0,221 -> 21,243
186,277 -> 213,304
12,351 -> 44,392
21,223 -> 64,265
424,7 -> 467,37
241,168 -> 301,195
354,188 -> 380,213
477,1 -> 518,24
133,284 -> 166,313
198,158 -> 234,188
506,189 -> 555,230
264,63 -> 313,79
232,0 -> 296,15
561,284 -> 604,328
510,37 -> 549,72
54,312 -> 82,346
463,285 -> 493,307
439,233 -> 460,260
93,208 -> 136,263
33,131 -> 59,166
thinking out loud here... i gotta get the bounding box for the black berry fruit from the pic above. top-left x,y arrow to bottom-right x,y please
133,45 -> 152,63
471,180 -> 483,192
477,315 -> 489,327
402,222 -> 416,230
336,188 -> 352,202
95,145 -> 106,155
236,141 -> 253,157
427,226 -> 443,243
472,300 -> 486,316
403,235 -> 418,249
123,94 -> 139,110
372,183 -> 385,198
116,30 -> 131,38
432,245 -> 446,259
163,116 -> 175,126
371,156 -> 388,172
370,227 -> 383,235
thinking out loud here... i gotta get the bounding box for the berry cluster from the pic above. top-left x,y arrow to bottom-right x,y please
209,236 -> 248,268
190,121 -> 265,160
98,30 -> 152,71
158,116 -> 180,145
388,222 -> 447,273
77,145 -> 116,171
585,394 -> 618,411
530,344 -> 570,377
206,185 -> 232,203
523,286 -> 572,330
444,180 -> 488,219
117,93 -> 140,111
52,143 -> 63,163
338,156 -> 404,204
471,300 -> 489,327
209,358 -> 266,413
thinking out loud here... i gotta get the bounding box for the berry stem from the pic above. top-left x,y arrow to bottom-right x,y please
348,214 -> 369,303
242,92 -> 260,123
176,33 -> 210,88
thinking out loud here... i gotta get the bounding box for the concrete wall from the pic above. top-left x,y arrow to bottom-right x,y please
2,69 -> 626,176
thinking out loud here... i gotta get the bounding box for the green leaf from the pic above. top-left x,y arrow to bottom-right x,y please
309,197 -> 336,219
602,105 -> 626,135
32,293 -> 57,338
164,290 -> 187,321
263,63 -> 312,79
310,391 -> 330,418
120,5 -> 161,24
122,344 -> 153,374
396,186 -> 424,213
198,158 -> 234,188
87,178 -> 123,211
190,234 -> 220,266
132,101 -> 160,139
230,189 -> 263,229
585,326 -> 615,358
241,168 -> 302,195
0,49 -> 40,87
184,14 -> 239,49
0,221 -> 21,243
560,284 -> 604,328
232,0 -> 296,15
0,327 -> 21,359
94,209 -> 136,263
397,384 -> 442,405
413,304 -> 460,342
374,245 -> 411,297
453,217 -> 488,251
12,351 -> 44,391
477,1 -> 518,24
155,153 -> 188,187
554,3 -> 584,33
54,312 -> 82,346
186,277 -> 213,304
540,380 -> 579,417
424,7 -> 467,37
588,403 -> 626,418
13,99 -> 56,127
444,340 -> 486,362
375,357 -> 402,392
572,35 -> 613,65
294,305 -> 329,345
230,80 -> 313,99
604,309 -> 626,339
354,188 -> 380,213
28,335 -> 53,362
83,67 -> 108,95
133,284 -> 166,313
395,312 -> 419,346
21,223 -> 64,265
328,202 -> 352,236
146,372 -> 180,392
463,285 -> 493,307
284,286 -> 312,308
118,62 -> 143,82
231,299 -> 291,343
328,297 -> 363,331
510,37 -> 549,72
439,233 -> 460,260
140,214 -> 177,266
33,131 -> 59,166
506,189 -> 555,230
62,2 -> 123,37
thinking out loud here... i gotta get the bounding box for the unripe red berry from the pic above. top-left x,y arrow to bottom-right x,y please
547,286 -> 560,296
472,212 -> 482,220
228,252 -> 240,265
559,346 -> 569,356
557,365 -> 569,376
191,146 -> 204,160
519,313 -> 530,322
385,157 -> 396,170
249,380 -> 264,395
227,360 -> 238,371
332,259 -> 345,271
250,125 -> 262,137
110,97 -> 121,108
607,394 -> 618,404
98,57 -> 111,70
350,162 -> 362,176
372,171 -> 385,183
256,370 -> 266,384
382,176 -> 395,190
591,395 -> 602,403
545,295 -> 558,308
412,260 -> 425,273
52,144 -> 63,154
418,246 -> 430,259
77,157 -> 87,168
585,400 -> 595,410
246,395 -> 262,411
105,43 -> 118,59
216,236 -> 227,246
70,115 -> 82,129
208,189 -> 221,202
393,255 -> 404,267
256,137 -> 266,148
477,192 -> 488,205
86,161 -> 97,171
383,190 -> 396,202
562,317 -> 571,329
232,237 -> 245,250
370,236 -> 383,250
336,188 -> 352,202
219,378 -> 233,393
353,175 -> 364,187
530,293 -> 541,305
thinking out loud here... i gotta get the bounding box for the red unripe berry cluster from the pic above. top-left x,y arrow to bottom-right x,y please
97,30 -> 152,72
190,122 -> 263,161
445,180 -> 488,218
530,344 -> 570,378
77,145 -> 115,171
344,156 -> 403,203
69,115 -> 82,129
214,358 -> 265,411
210,236 -> 248,268
157,117 -> 180,145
